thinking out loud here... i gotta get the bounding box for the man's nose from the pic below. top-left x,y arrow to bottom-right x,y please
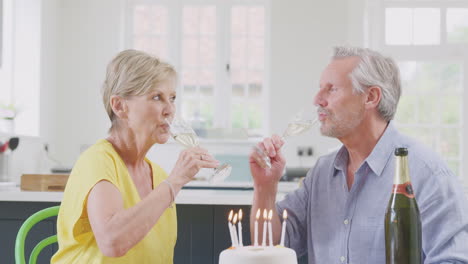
314,90 -> 326,107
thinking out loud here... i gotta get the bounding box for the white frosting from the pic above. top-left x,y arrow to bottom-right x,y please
219,246 -> 298,264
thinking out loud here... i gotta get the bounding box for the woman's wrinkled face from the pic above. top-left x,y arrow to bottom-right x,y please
124,78 -> 177,144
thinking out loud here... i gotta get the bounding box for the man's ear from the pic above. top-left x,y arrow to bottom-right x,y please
365,86 -> 382,109
110,95 -> 128,119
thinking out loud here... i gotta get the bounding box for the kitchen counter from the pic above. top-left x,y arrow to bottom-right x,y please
0,181 -> 304,264
0,182 -> 299,205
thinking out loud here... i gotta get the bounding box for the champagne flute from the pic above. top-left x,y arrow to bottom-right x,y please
255,108 -> 318,168
166,117 -> 232,183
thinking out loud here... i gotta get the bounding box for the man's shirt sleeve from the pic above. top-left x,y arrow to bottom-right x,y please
416,166 -> 468,263
276,168 -> 315,258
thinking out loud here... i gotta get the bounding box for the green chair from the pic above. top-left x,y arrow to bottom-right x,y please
15,206 -> 60,264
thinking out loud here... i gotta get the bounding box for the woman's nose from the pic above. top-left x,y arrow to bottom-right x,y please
163,102 -> 175,117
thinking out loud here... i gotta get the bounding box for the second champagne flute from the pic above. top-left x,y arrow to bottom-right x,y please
255,107 -> 318,168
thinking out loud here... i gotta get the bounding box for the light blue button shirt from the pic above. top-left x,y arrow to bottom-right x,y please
277,122 -> 468,264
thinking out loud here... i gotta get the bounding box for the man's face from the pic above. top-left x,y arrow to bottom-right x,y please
314,57 -> 367,139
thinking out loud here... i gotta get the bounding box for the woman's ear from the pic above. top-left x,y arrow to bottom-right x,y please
365,86 -> 382,109
110,95 -> 128,119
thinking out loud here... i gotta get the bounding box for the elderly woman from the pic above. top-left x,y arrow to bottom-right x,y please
51,50 -> 219,263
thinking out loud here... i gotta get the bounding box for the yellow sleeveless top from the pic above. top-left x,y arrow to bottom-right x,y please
51,139 -> 177,264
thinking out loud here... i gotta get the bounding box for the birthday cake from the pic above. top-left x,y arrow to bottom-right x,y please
219,246 -> 297,264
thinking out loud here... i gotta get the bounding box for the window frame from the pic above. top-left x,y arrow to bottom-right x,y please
124,0 -> 271,137
368,0 -> 468,191
0,0 -> 13,106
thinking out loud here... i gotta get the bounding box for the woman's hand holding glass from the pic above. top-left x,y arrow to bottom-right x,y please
167,146 -> 219,188
166,117 -> 232,183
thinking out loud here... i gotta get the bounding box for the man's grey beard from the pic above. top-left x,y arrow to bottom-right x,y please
318,107 -> 364,138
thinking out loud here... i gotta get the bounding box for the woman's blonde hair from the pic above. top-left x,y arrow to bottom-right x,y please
101,49 -> 176,130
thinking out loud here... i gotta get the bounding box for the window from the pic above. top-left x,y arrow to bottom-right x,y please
396,61 -> 462,176
385,8 -> 440,45
369,0 -> 468,190
126,0 -> 270,137
0,0 -> 41,137
0,0 -> 3,67
447,8 -> 468,43
0,0 -> 14,133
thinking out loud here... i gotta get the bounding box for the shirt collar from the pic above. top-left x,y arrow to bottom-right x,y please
366,121 -> 399,176
333,146 -> 348,177
333,121 -> 399,177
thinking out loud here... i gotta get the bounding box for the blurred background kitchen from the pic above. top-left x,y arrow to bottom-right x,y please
0,0 -> 468,190
1,0 -> 468,190
0,0 -> 468,262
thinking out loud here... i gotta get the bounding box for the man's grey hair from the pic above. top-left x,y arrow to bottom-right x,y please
333,46 -> 401,122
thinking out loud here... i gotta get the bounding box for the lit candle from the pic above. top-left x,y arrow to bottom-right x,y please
254,209 -> 260,246
238,209 -> 243,247
233,213 -> 239,246
280,209 -> 287,246
262,209 -> 267,247
228,210 -> 235,247
268,209 -> 273,246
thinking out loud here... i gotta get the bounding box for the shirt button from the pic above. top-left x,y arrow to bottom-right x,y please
344,219 -> 349,225
340,256 -> 346,262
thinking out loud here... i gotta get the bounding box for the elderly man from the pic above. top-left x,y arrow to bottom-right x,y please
250,46 -> 468,263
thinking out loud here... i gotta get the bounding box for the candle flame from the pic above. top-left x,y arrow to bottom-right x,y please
239,209 -> 243,221
283,209 -> 288,220
228,210 -> 233,222
268,209 -> 273,220
263,209 -> 268,220
256,209 -> 261,220
233,213 -> 238,224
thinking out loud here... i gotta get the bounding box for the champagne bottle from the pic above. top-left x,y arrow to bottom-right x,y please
385,147 -> 422,264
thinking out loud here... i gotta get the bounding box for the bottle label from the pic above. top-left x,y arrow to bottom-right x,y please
392,182 -> 415,198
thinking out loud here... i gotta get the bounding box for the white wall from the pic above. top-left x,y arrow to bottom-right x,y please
40,0 -> 59,148
0,0 -> 44,184
48,0 -> 123,165
269,0 -> 361,166
12,0 -> 41,136
37,0 -> 366,170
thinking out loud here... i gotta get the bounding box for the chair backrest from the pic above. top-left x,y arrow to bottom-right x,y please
15,206 -> 60,264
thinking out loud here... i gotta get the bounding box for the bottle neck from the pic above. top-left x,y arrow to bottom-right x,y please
394,155 -> 410,184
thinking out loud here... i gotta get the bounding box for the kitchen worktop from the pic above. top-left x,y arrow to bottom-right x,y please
0,181 -> 304,264
0,182 -> 299,205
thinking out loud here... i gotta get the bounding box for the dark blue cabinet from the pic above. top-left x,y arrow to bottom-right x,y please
0,202 -> 306,264
0,202 -> 59,264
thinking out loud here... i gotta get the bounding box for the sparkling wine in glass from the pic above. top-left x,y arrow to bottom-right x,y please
255,109 -> 318,168
166,117 -> 232,183
173,132 -> 199,148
